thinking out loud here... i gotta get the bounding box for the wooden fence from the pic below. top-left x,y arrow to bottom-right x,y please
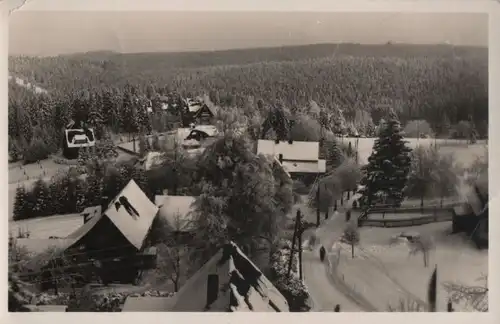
358,208 -> 453,228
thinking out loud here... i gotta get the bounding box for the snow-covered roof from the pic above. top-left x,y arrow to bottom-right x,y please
139,151 -> 166,170
166,241 -> 289,312
257,140 -> 319,162
192,125 -> 218,137
177,125 -> 218,141
184,98 -> 204,113
80,206 -> 102,222
103,180 -> 159,250
281,159 -> 326,174
66,207 -> 104,242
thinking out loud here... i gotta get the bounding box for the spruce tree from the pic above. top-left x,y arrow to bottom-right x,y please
442,113 -> 451,138
49,179 -> 63,215
13,186 -> 28,221
138,133 -> 150,157
323,138 -> 344,169
96,129 -> 119,160
32,178 -> 51,216
359,109 -> 412,207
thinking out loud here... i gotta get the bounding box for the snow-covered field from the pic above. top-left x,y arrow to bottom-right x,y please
343,137 -> 487,167
7,151 -> 134,220
331,222 -> 488,312
9,213 -> 83,239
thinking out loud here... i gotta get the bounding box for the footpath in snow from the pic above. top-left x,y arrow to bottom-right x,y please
301,208 -> 367,312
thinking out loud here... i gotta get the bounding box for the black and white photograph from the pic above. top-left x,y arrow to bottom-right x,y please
6,2 -> 490,313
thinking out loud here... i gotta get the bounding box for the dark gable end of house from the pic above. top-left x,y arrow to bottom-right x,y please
122,242 -> 290,312
165,241 -> 289,312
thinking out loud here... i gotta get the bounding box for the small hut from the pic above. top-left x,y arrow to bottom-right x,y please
62,120 -> 96,159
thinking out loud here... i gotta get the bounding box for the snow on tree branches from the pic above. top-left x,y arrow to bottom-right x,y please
359,109 -> 412,207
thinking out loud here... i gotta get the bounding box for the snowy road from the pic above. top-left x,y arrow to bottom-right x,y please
301,210 -> 366,312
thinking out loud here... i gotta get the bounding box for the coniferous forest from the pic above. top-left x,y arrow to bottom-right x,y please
9,43 -> 488,159
8,42 -> 489,313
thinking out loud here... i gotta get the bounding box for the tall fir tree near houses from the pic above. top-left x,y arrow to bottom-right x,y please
359,109 -> 412,207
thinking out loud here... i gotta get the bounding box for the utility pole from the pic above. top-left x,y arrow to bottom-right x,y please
287,210 -> 300,278
316,177 -> 320,227
297,210 -> 304,280
132,133 -> 136,153
355,137 -> 359,164
325,185 -> 329,219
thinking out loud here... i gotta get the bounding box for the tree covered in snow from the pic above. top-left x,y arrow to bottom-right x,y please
13,186 -> 29,221
31,178 -> 51,216
8,271 -> 34,312
269,243 -> 311,312
342,222 -> 360,259
260,103 -> 292,141
190,133 -> 293,268
290,112 -> 321,142
330,104 -> 347,135
403,119 -> 434,138
95,129 -> 119,160
406,146 -> 438,210
359,109 -> 412,207
322,136 -> 345,170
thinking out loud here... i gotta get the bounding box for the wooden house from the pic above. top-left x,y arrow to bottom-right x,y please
122,241 -> 289,312
451,183 -> 488,249
181,98 -> 216,126
62,120 -> 96,159
257,139 -> 326,183
20,180 -> 160,289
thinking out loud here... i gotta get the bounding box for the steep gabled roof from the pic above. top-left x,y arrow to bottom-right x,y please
167,242 -> 289,312
66,207 -> 104,241
103,180 -> 159,250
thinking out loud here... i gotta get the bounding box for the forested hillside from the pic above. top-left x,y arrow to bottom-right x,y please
8,43 -> 488,161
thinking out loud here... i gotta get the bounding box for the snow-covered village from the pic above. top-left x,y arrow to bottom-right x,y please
7,9 -> 488,313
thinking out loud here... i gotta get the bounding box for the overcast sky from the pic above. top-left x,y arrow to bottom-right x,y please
9,11 -> 488,56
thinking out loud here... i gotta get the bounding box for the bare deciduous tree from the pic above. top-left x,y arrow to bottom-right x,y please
443,275 -> 488,312
408,235 -> 435,268
154,212 -> 191,292
342,223 -> 360,259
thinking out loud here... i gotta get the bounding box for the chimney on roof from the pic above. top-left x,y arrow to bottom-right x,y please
288,138 -> 293,144
205,274 -> 219,311
163,189 -> 169,196
274,138 -> 280,144
278,154 -> 283,164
